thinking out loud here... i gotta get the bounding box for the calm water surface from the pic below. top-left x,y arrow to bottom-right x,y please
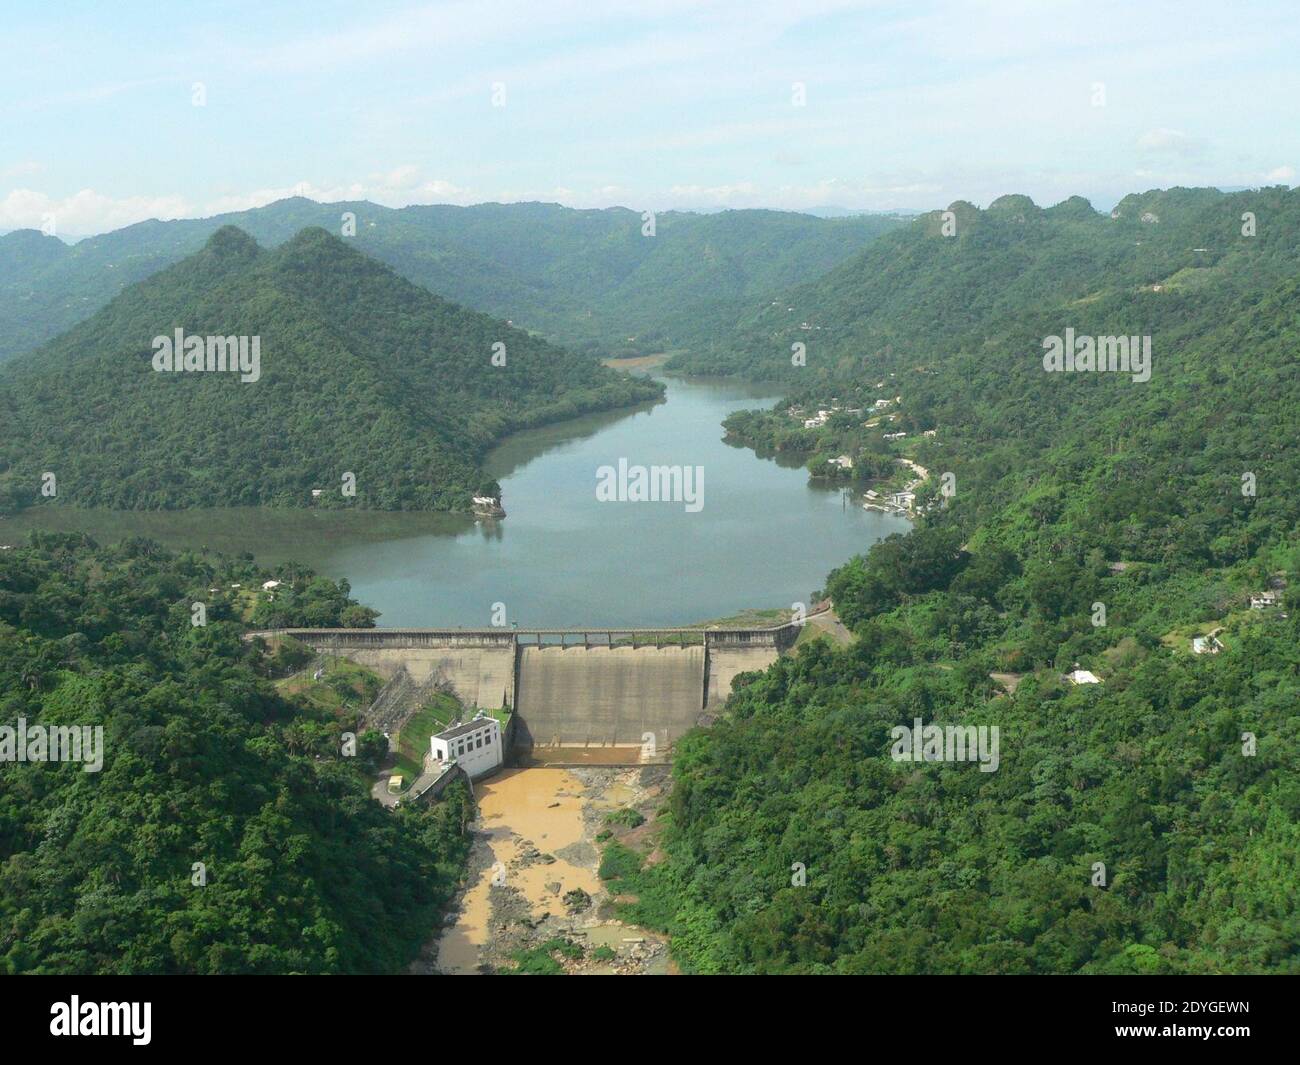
3,376 -> 908,626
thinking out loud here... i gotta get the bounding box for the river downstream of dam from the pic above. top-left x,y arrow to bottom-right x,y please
2,375 -> 909,626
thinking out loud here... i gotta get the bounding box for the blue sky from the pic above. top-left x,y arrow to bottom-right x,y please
3,0 -> 1297,235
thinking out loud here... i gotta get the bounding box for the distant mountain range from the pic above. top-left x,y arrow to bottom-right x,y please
0,199 -> 904,365
0,226 -> 659,512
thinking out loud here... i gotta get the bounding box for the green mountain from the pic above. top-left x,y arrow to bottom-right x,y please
669,186 -> 1299,380
606,186 -> 1300,974
0,226 -> 658,512
0,199 -> 904,364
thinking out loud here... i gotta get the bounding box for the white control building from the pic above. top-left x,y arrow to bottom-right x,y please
431,715 -> 504,779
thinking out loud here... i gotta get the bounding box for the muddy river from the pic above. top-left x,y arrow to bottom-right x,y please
422,766 -> 672,975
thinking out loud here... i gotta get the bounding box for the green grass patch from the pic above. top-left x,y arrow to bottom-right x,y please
392,691 -> 463,782
685,607 -> 793,629
506,938 -> 583,975
276,656 -> 382,718
598,840 -> 645,882
604,807 -> 646,829
481,704 -> 513,727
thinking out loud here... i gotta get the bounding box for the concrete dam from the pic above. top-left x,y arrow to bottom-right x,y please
516,644 -> 705,747
260,625 -> 799,755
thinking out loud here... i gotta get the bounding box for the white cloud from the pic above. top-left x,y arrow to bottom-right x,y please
0,188 -> 190,236
667,183 -> 760,206
202,173 -> 478,213
1,161 -> 44,179
1262,165 -> 1296,184
0,170 -> 483,236
242,0 -> 872,76
1136,128 -> 1207,157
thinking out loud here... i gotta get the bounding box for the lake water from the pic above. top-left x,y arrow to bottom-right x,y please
2,376 -> 908,627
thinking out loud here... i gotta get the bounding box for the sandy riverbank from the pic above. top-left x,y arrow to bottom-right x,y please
601,353 -> 671,371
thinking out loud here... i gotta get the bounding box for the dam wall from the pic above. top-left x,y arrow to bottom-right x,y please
515,644 -> 706,748
255,623 -> 801,750
341,646 -> 516,711
705,645 -> 784,707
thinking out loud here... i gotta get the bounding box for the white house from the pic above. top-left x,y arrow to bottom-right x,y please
261,580 -> 282,591
1192,635 -> 1223,655
431,715 -> 504,779
1067,669 -> 1101,685
830,455 -> 854,469
1250,592 -> 1278,609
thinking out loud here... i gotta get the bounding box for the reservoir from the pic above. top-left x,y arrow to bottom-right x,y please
2,376 -> 908,627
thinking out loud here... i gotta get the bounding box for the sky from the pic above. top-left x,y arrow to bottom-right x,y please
2,0 -> 1297,236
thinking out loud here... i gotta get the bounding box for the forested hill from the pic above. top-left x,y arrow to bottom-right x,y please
0,533 -> 472,974
668,185 -> 1300,380
614,186 -> 1300,974
0,226 -> 659,513
0,200 -> 904,364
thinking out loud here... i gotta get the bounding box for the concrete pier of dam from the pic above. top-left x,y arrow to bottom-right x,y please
251,624 -> 801,754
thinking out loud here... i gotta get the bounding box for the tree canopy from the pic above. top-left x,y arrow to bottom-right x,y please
0,533 -> 469,974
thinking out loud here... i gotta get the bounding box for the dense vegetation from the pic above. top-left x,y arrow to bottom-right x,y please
0,199 -> 903,363
0,225 -> 659,512
0,533 -> 471,974
617,186 -> 1300,974
669,186 -> 1300,380
6,184 -> 1297,975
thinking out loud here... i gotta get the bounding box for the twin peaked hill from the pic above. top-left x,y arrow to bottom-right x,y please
0,226 -> 659,512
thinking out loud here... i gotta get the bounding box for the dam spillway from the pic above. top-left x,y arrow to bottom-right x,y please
252,624 -> 801,755
515,644 -> 706,748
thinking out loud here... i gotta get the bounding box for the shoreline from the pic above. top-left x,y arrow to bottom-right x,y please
601,352 -> 672,371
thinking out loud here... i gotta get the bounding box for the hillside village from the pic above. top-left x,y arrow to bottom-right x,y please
770,375 -> 940,515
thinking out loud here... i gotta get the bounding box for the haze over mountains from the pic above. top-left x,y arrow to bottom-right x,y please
0,226 -> 658,512
0,199 -> 904,365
